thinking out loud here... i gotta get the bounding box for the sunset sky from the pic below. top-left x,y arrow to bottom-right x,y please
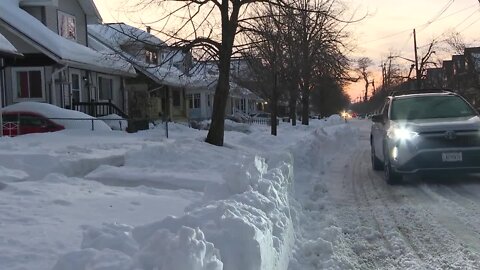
93,0 -> 480,101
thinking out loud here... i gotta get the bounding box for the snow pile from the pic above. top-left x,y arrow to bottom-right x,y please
53,124 -> 299,269
287,119 -> 361,269
0,114 -> 354,270
98,114 -> 127,130
3,102 -> 112,131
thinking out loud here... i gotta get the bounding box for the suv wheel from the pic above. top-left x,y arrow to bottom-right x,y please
371,145 -> 383,171
384,157 -> 402,185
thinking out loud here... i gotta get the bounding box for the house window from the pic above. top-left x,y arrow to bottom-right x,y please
187,94 -> 201,109
240,99 -> 246,112
58,11 -> 76,41
12,68 -> 44,100
172,90 -> 181,107
98,76 -> 113,100
145,49 -> 158,64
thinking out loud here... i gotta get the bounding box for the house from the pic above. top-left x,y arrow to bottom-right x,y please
0,0 -> 136,117
0,33 -> 23,108
88,23 -> 189,121
186,60 -> 262,120
463,47 -> 480,105
424,68 -> 443,89
89,23 -> 262,122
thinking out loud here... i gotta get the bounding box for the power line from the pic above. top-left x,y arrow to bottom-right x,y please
362,3 -> 477,45
418,0 -> 455,32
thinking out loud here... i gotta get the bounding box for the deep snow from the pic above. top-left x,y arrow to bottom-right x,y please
0,116 -> 354,270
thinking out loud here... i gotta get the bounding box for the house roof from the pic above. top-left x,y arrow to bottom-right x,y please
0,32 -> 22,57
88,23 -> 188,88
0,0 -> 135,76
18,0 -> 102,23
91,23 -> 165,47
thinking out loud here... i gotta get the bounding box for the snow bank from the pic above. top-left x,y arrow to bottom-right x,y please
3,102 -> 112,131
287,118 -> 361,269
98,114 -> 127,131
54,135 -> 296,270
50,116 -> 353,270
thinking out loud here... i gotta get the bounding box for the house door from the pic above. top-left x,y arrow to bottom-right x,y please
70,71 -> 82,104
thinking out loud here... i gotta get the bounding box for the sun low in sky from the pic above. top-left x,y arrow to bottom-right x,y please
94,0 -> 480,101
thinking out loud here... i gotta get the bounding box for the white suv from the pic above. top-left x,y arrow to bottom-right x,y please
370,90 -> 480,184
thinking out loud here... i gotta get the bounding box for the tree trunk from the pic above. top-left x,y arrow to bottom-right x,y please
271,74 -> 278,136
205,10 -> 237,146
206,71 -> 229,146
301,83 -> 309,125
289,87 -> 297,126
364,79 -> 369,102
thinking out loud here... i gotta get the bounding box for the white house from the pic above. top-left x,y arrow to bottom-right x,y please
0,33 -> 23,108
0,0 -> 136,116
88,23 -> 190,121
185,60 -> 262,120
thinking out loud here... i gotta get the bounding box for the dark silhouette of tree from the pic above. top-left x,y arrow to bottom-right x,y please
356,57 -> 372,101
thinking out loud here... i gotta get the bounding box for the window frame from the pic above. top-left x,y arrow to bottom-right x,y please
97,75 -> 113,101
12,67 -> 46,102
187,93 -> 201,109
57,10 -> 77,41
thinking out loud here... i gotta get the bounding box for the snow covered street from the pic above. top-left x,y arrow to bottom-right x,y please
3,118 -> 480,269
291,119 -> 480,270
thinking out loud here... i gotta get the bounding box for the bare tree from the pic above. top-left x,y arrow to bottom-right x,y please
356,57 -> 372,101
445,31 -> 467,55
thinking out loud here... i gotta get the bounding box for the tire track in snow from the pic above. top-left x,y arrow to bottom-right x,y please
362,149 -> 480,269
417,184 -> 480,254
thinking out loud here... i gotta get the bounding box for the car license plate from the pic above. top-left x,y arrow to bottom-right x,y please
442,152 -> 462,162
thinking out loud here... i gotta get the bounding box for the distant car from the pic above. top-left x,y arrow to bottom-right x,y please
370,90 -> 480,184
2,111 -> 64,136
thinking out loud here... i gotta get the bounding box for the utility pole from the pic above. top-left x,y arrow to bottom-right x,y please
413,29 -> 421,90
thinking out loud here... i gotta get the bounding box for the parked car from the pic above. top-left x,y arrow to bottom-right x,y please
1,111 -> 64,136
1,102 -> 111,136
370,90 -> 480,184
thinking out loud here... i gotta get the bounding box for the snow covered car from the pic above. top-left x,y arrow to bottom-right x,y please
1,102 -> 111,136
370,90 -> 480,184
1,111 -> 64,136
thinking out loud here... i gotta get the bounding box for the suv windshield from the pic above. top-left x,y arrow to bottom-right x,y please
390,95 -> 476,120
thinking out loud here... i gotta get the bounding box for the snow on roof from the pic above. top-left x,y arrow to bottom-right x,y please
88,23 -> 189,88
2,101 -> 111,131
0,32 -> 21,56
91,23 -> 165,46
0,0 -> 135,76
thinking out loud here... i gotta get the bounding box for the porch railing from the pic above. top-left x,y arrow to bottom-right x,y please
72,100 -> 128,118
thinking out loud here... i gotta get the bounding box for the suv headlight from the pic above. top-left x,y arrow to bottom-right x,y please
387,127 -> 418,141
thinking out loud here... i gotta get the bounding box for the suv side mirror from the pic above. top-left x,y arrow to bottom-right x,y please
371,114 -> 384,123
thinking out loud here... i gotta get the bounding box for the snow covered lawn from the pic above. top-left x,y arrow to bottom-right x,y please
0,117 -> 357,270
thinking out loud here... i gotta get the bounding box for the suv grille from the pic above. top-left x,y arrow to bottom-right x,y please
417,132 -> 480,149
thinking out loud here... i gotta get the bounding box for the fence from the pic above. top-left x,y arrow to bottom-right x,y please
1,116 -> 127,137
245,118 -> 280,126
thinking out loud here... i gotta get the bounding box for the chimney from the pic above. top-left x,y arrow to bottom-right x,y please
146,26 -> 151,33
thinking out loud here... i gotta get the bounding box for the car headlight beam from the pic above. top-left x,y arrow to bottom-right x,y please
388,127 -> 418,141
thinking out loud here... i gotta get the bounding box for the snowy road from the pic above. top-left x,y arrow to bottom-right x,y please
295,120 -> 480,269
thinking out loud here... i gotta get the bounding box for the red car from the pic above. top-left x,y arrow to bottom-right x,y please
1,111 -> 64,136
